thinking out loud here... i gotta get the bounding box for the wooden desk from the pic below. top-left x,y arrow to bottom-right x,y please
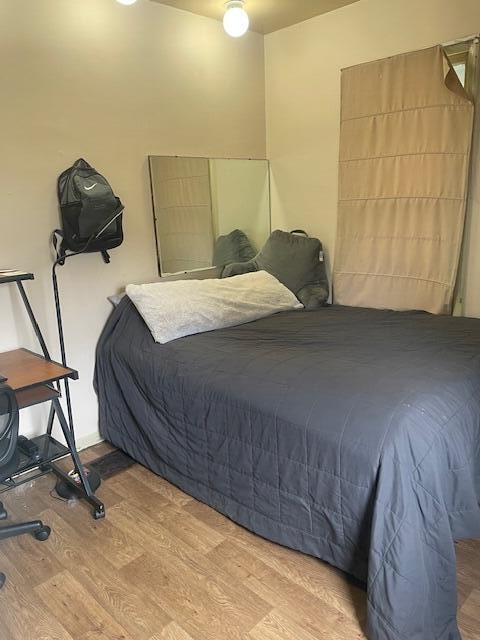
0,271 -> 104,519
0,271 -> 33,286
0,349 -> 78,409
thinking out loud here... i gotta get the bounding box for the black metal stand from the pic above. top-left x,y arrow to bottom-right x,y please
0,271 -> 105,520
51,262 -> 76,440
51,397 -> 104,518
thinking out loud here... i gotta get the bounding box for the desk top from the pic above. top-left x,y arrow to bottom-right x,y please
0,349 -> 78,391
0,270 -> 34,285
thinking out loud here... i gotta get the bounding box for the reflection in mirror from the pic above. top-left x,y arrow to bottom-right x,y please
149,156 -> 271,275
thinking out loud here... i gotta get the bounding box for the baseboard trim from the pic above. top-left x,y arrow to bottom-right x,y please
76,431 -> 104,452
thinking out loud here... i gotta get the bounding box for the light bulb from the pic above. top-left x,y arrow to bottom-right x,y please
116,0 -> 138,5
223,1 -> 249,38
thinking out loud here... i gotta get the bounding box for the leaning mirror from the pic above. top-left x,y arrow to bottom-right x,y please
149,156 -> 271,275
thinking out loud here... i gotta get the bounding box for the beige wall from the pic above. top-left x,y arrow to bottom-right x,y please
265,0 -> 480,307
0,0 -> 265,446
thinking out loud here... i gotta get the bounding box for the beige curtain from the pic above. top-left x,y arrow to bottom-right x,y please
333,46 -> 474,314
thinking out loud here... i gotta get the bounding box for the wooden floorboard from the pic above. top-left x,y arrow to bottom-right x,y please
0,442 -> 478,640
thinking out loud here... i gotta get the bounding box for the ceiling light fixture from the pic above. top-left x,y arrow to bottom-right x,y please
223,0 -> 249,38
116,0 -> 138,5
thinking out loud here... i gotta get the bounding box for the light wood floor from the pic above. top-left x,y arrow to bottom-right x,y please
0,442 -> 479,640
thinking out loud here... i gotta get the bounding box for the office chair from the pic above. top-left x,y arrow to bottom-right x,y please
0,383 -> 50,590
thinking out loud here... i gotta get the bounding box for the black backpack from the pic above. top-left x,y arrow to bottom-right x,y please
55,158 -> 124,262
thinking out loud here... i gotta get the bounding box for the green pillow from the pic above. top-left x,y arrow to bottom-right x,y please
222,230 -> 329,310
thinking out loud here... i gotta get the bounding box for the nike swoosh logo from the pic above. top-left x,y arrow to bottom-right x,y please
84,183 -> 97,191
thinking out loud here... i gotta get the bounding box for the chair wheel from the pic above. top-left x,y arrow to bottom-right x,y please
34,526 -> 51,542
0,509 -> 7,521
93,507 -> 105,520
0,573 -> 5,589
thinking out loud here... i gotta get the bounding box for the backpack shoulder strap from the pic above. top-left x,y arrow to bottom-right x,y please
51,229 -> 67,265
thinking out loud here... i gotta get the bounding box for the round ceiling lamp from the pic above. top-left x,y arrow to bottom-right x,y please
116,0 -> 138,5
223,0 -> 249,38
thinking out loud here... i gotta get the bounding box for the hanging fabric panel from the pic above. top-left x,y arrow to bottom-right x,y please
152,157 -> 214,274
333,45 -> 474,314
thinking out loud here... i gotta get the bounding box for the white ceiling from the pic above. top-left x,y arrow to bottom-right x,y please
150,0 -> 360,35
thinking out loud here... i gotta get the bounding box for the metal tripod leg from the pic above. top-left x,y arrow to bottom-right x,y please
50,397 -> 105,519
16,281 -> 51,360
46,402 -> 55,437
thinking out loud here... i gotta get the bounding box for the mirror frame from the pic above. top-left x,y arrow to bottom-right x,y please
148,155 -> 271,276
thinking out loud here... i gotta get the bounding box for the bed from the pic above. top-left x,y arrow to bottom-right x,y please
95,296 -> 480,640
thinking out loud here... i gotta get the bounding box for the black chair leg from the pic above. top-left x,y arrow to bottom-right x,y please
0,503 -> 6,589
0,509 -> 51,591
0,520 -> 51,542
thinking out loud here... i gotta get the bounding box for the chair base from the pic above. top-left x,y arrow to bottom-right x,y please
0,520 -> 51,541
0,511 -> 51,590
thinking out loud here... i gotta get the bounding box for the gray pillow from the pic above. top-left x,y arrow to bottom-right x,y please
213,229 -> 256,267
222,230 -> 329,310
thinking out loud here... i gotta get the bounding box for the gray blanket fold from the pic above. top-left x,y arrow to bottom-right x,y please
95,299 -> 480,640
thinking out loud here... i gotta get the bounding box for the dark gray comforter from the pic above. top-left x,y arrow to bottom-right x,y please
95,298 -> 480,640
